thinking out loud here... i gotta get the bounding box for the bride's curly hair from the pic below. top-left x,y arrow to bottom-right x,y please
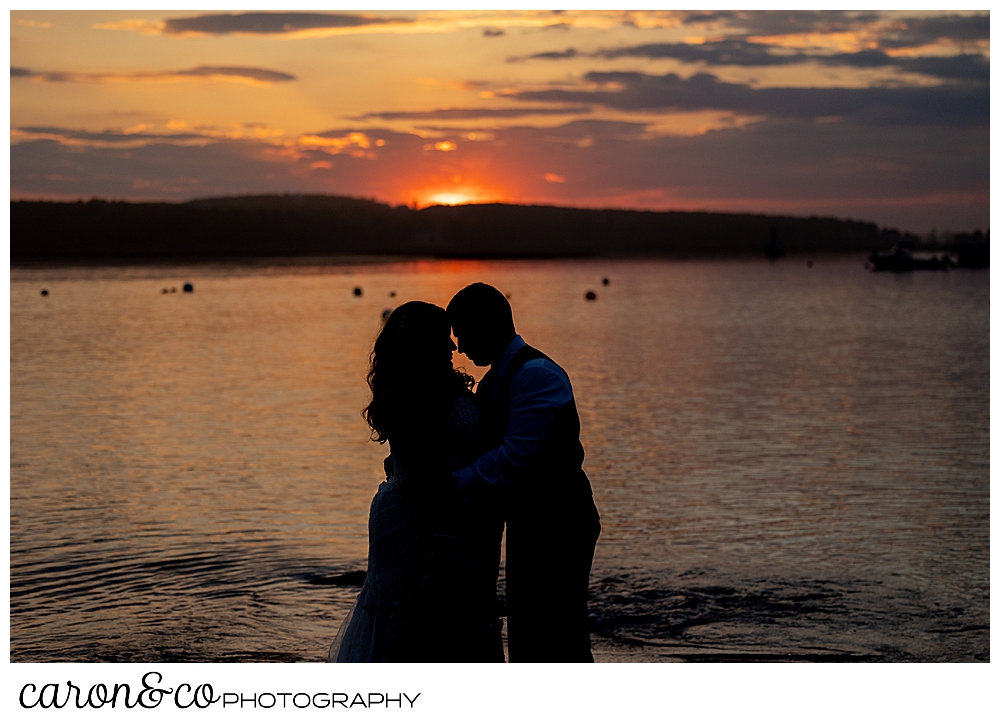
364,301 -> 474,449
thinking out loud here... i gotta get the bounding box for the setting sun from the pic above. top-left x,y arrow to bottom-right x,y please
428,193 -> 472,206
413,185 -> 505,208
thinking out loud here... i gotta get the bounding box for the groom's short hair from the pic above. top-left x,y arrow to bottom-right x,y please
447,283 -> 515,337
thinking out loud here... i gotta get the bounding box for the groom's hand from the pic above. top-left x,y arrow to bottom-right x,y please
452,466 -> 480,499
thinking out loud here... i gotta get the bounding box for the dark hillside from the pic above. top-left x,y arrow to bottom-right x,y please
11,195 -> 889,261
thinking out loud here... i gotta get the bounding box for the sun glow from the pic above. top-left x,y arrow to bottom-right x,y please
429,192 -> 472,205
412,184 -> 505,208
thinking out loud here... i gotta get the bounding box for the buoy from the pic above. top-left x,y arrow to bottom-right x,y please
389,291 -> 396,298
585,290 -> 597,301
161,288 -> 168,294
602,277 -> 609,286
183,282 -> 194,292
353,287 -> 363,297
381,308 -> 392,321
40,289 -> 48,296
505,293 -> 511,299
807,260 -> 814,268
170,287 -> 177,293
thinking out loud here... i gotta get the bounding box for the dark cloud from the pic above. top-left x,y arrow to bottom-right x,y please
878,14 -> 990,49
162,12 -> 398,36
681,11 -> 988,50
680,11 -> 740,26
898,54 -> 989,82
514,71 -> 988,127
596,39 -> 798,66
515,38 -> 988,83
16,126 -> 209,143
13,69 -> 70,82
495,117 -> 986,198
10,65 -> 296,84
354,106 -> 591,121
680,10 -> 881,35
173,66 -> 296,82
509,47 -> 578,63
805,49 -> 990,82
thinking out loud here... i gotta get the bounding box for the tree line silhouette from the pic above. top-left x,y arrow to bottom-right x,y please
8,195 -> 955,262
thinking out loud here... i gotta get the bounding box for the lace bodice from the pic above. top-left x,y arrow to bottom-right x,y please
387,395 -> 484,482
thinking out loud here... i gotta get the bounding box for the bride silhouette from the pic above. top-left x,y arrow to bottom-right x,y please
329,301 -> 505,662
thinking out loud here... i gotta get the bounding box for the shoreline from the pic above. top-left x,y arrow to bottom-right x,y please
10,250 -> 886,270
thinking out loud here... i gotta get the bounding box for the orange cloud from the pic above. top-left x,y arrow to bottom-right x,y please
298,132 -> 375,157
748,32 -> 878,53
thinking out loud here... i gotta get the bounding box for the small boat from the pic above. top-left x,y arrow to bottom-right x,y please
866,244 -> 953,272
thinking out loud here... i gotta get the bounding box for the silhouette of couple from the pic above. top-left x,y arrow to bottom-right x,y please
329,283 -> 601,663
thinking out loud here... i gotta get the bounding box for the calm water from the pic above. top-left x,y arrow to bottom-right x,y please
10,257 -> 989,662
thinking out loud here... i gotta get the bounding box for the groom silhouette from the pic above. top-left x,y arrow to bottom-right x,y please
447,283 -> 601,662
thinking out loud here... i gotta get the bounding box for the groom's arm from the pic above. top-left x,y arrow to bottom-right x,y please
454,361 -> 573,490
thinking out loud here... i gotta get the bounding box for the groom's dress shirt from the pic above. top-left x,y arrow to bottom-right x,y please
453,335 -> 574,489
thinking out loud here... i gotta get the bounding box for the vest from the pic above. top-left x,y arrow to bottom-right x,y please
478,345 -> 596,523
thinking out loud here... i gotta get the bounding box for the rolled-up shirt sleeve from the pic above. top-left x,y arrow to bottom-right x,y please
457,360 -> 573,487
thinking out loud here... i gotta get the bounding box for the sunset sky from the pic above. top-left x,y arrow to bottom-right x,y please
9,8 -> 990,233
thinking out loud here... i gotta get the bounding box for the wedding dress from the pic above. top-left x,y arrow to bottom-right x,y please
328,394 -> 505,662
